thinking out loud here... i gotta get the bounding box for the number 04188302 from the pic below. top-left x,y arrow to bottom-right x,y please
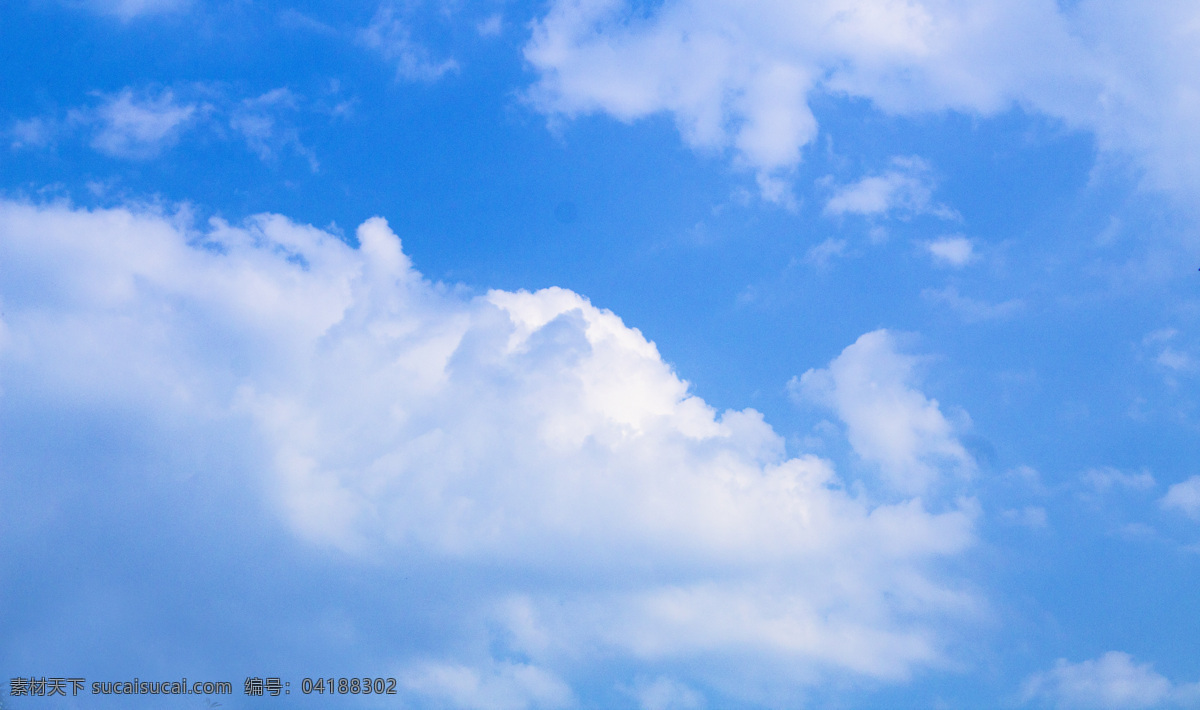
301,677 -> 397,695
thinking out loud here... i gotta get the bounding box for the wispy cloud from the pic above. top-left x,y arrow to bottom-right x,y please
1141,329 -> 1198,381
361,4 -> 459,82
476,14 -> 503,38
73,0 -> 191,20
1001,506 -> 1048,530
629,677 -> 706,710
7,117 -> 56,150
9,85 -> 324,170
824,157 -> 957,221
230,88 -> 319,172
790,329 -> 975,495
804,237 -> 848,267
81,88 -> 198,159
401,660 -> 574,710
1022,651 -> 1200,709
1080,466 -> 1156,494
1162,476 -> 1200,520
922,286 -> 1023,323
924,236 -> 976,268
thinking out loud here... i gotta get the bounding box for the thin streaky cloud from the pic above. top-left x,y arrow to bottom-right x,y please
361,4 -> 459,83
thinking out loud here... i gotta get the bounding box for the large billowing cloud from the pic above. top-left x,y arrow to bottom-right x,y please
0,200 -> 978,704
525,0 -> 1200,204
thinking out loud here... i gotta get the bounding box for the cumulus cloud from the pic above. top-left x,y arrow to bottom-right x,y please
525,0 -> 1200,206
1022,651 -> 1200,709
0,199 -> 980,700
1162,476 -> 1200,520
361,4 -> 459,82
790,330 -> 975,495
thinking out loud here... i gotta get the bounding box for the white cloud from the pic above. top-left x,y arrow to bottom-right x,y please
1156,348 -> 1197,373
0,200 -> 979,696
76,0 -> 190,20
13,85 -> 320,167
402,660 -> 574,710
922,286 -> 1023,323
1144,328 -> 1179,345
1022,651 -> 1200,709
1142,329 -> 1198,378
477,14 -> 504,38
1001,506 -> 1048,529
805,237 -> 848,267
924,236 -> 976,267
1008,465 -> 1048,493
1081,467 -> 1156,493
1162,476 -> 1200,520
824,157 -> 956,220
790,330 -> 974,495
230,88 -> 320,172
361,4 -> 459,82
630,677 -> 706,710
525,0 -> 1200,206
8,117 -> 55,150
83,88 -> 196,159
277,8 -> 339,36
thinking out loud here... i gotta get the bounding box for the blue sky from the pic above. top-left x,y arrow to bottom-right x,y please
2,1 -> 1200,708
